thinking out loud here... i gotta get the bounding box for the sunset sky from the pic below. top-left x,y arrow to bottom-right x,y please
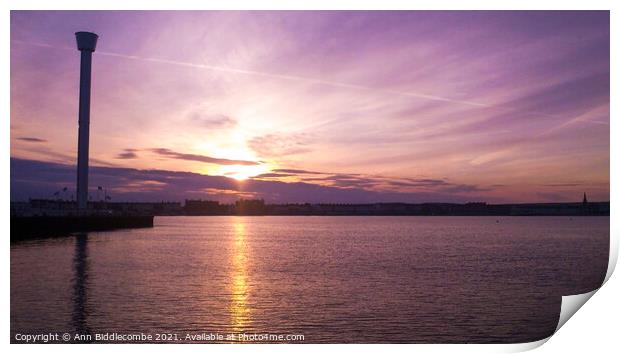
10,11 -> 610,203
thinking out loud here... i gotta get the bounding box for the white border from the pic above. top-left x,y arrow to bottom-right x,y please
3,1 -> 617,353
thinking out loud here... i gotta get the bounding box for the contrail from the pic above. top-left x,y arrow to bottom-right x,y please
95,50 -> 493,109
13,39 -> 559,117
12,40 -> 63,48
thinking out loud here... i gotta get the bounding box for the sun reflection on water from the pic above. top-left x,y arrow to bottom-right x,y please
230,220 -> 250,332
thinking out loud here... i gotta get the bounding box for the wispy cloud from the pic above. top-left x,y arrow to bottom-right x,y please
151,148 -> 259,166
272,168 -> 324,175
11,36 -> 559,117
10,157 -> 498,203
254,168 -> 486,195
254,172 -> 296,178
16,136 -> 47,143
248,133 -> 314,158
116,148 -> 139,159
190,112 -> 237,129
92,48 -> 497,110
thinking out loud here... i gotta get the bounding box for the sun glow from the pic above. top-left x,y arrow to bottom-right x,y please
218,164 -> 271,181
230,221 -> 250,332
195,135 -> 271,180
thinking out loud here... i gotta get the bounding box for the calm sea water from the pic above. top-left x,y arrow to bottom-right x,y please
11,216 -> 609,343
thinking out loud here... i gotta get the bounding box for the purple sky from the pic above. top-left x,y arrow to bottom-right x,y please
10,11 -> 610,203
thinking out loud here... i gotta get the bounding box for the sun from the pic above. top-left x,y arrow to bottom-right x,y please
194,130 -> 271,180
224,164 -> 270,181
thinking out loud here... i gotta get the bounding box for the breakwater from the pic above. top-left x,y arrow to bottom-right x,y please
10,215 -> 154,241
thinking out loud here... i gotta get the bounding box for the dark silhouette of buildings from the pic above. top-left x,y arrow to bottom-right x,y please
185,200 -> 229,215
179,197 -> 609,216
235,199 -> 266,215
12,196 -> 609,219
13,199 -> 181,217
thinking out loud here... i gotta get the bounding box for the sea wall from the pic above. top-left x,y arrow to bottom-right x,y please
10,215 -> 154,241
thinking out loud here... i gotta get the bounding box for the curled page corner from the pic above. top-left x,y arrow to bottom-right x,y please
502,289 -> 601,353
552,248 -> 614,337
501,337 -> 550,353
551,219 -> 617,340
512,238 -> 616,352
555,289 -> 598,333
604,231 -> 618,284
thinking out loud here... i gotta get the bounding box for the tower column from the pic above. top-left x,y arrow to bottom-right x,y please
75,32 -> 98,210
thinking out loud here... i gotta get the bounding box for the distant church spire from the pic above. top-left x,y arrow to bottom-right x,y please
582,192 -> 588,204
